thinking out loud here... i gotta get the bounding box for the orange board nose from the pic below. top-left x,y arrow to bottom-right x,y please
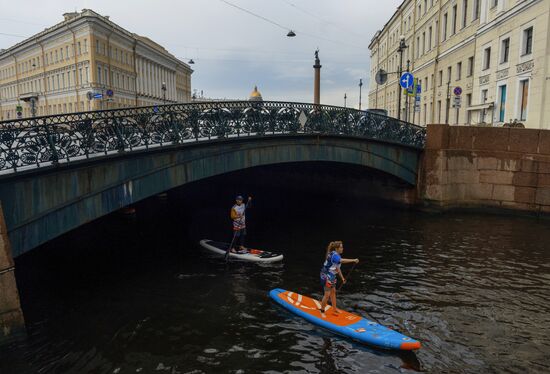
400,341 -> 421,350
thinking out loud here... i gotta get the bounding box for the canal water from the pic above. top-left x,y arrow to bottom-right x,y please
2,164 -> 550,373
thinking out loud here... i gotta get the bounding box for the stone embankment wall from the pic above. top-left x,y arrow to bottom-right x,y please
420,124 -> 550,214
0,203 -> 25,344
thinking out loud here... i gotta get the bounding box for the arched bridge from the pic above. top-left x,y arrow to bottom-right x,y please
0,101 -> 425,256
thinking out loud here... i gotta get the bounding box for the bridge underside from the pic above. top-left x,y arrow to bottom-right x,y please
0,135 -> 421,256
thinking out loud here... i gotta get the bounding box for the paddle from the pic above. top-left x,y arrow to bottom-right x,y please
225,230 -> 238,262
338,262 -> 357,292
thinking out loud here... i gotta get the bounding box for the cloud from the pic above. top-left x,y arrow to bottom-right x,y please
0,0 -> 403,107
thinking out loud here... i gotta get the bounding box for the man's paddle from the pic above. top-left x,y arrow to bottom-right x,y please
225,230 -> 238,262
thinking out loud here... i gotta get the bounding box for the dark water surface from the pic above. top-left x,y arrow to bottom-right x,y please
2,165 -> 550,373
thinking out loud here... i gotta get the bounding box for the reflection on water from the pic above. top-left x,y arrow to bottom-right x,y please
2,166 -> 550,373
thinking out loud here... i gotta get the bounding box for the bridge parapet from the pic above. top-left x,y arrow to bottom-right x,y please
0,101 -> 425,174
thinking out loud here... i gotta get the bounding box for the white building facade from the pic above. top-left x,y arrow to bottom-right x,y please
0,9 -> 192,120
368,0 -> 550,129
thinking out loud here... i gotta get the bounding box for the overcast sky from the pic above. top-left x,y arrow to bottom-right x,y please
0,0 -> 402,108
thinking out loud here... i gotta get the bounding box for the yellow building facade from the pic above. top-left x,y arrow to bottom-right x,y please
0,9 -> 192,120
368,0 -> 550,129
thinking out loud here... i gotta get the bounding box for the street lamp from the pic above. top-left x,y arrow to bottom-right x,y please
397,35 -> 408,120
344,93 -> 347,108
358,79 -> 363,110
161,82 -> 167,105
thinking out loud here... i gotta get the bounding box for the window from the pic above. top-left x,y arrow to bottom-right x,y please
60,48 -> 63,60
438,70 -> 443,86
416,36 -> 420,58
463,0 -> 468,28
473,0 -> 480,20
451,5 -> 457,35
443,13 -> 448,41
66,46 -> 69,59
418,4 -> 422,19
491,0 -> 498,8
480,89 -> 488,122
437,100 -> 442,122
483,47 -> 491,70
519,79 -> 529,121
424,0 -> 428,13
456,61 -> 462,80
84,39 -> 88,53
78,42 -> 82,55
98,66 -> 102,84
497,85 -> 507,122
426,75 -> 429,91
500,38 -> 510,63
428,26 -> 432,50
422,32 -> 426,54
523,27 -> 533,56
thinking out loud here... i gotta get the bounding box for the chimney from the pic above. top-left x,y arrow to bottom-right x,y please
63,12 -> 79,22
104,15 -> 110,20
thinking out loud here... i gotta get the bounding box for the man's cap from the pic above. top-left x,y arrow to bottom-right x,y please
236,195 -> 244,200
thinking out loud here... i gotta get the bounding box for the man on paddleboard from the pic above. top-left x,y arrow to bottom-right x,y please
230,195 -> 252,253
319,241 -> 359,315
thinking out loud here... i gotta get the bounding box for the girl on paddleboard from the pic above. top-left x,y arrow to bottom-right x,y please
319,241 -> 359,315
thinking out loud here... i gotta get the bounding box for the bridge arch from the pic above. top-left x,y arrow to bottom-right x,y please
0,134 -> 421,256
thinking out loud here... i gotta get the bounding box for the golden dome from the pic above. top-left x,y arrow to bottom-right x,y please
249,85 -> 263,101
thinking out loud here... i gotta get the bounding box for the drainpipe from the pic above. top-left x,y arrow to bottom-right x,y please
133,40 -> 138,106
68,26 -> 80,111
431,0 -> 443,124
12,54 -> 20,118
38,42 -> 49,115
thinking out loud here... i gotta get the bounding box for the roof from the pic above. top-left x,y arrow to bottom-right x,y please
0,9 -> 191,71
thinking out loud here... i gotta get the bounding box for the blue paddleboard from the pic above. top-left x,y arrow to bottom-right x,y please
269,288 -> 421,350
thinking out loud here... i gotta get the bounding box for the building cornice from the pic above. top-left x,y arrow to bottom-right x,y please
476,0 -> 541,37
368,0 -> 411,49
0,9 -> 191,72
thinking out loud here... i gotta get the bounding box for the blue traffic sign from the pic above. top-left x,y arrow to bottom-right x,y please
453,86 -> 462,96
400,72 -> 414,89
93,93 -> 103,99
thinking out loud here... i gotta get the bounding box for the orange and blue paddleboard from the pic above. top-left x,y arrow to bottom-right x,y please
269,288 -> 421,351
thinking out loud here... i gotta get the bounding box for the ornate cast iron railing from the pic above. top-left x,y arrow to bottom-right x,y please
0,101 -> 426,173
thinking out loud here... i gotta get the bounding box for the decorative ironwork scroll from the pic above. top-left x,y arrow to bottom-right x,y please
0,101 -> 426,173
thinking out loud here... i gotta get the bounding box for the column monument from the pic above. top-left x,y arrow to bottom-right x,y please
313,49 -> 321,105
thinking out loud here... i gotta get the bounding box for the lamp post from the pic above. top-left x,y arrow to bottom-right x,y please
405,59 -> 411,122
161,82 -> 167,105
344,93 -> 347,108
358,79 -> 363,110
397,35 -> 408,120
